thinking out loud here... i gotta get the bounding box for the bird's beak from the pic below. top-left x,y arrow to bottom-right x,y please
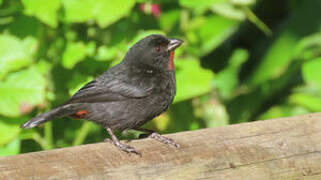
167,38 -> 184,51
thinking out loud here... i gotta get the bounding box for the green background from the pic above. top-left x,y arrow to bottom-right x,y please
0,0 -> 321,156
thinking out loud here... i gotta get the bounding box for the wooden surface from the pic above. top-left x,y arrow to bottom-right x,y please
1,113 -> 321,180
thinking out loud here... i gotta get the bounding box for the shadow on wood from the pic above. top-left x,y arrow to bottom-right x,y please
1,113 -> 321,179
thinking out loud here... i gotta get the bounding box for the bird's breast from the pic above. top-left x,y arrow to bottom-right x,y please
150,71 -> 176,111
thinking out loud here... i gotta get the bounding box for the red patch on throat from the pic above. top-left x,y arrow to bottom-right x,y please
168,51 -> 175,70
72,110 -> 88,119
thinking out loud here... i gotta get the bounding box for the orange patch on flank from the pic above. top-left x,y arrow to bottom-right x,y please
72,110 -> 88,119
168,51 -> 175,70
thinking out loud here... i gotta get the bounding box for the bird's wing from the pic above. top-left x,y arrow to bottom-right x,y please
66,75 -> 153,104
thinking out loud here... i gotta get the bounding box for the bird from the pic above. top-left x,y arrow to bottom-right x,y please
21,34 -> 183,155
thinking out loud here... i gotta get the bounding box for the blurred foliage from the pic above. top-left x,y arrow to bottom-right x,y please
0,0 -> 320,156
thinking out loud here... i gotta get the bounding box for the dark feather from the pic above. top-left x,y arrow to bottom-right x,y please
66,64 -> 154,104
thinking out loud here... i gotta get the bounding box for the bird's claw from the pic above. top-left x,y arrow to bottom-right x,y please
118,143 -> 142,156
149,133 -> 180,148
104,138 -> 142,156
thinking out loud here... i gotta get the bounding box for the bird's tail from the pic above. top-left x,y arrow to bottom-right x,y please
21,104 -> 80,129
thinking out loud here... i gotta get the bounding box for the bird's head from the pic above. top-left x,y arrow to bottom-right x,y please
123,34 -> 183,71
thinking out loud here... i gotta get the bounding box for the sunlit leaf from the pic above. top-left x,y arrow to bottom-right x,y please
96,45 -> 119,61
248,1 -> 321,85
179,0 -> 226,9
62,41 -> 87,69
0,67 -> 46,117
0,120 -> 20,145
0,34 -> 37,79
86,42 -> 96,56
302,57 -> 321,87
295,33 -> 321,60
231,0 -> 255,5
95,0 -> 136,28
289,93 -> 321,111
186,16 -> 239,56
193,96 -> 229,127
63,0 -> 136,28
36,59 -> 52,75
63,0 -> 95,22
0,138 -> 20,157
213,49 -> 249,99
258,105 -> 308,120
150,113 -> 171,132
159,10 -> 180,32
211,3 -> 246,20
174,58 -> 215,102
248,32 -> 298,85
22,0 -> 61,27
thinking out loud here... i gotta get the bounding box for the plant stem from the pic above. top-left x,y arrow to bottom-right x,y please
32,133 -> 51,150
44,122 -> 54,149
73,122 -> 91,146
242,6 -> 273,36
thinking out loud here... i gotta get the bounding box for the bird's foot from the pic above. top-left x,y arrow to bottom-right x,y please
148,132 -> 180,148
104,138 -> 142,156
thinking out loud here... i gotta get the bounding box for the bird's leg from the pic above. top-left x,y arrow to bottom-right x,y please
134,128 -> 180,148
105,127 -> 141,156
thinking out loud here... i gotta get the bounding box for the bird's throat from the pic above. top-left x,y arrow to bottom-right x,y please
168,51 -> 175,70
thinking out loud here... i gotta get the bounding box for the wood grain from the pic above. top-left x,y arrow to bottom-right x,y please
1,113 -> 321,180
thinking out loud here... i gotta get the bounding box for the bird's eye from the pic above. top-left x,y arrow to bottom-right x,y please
155,46 -> 161,52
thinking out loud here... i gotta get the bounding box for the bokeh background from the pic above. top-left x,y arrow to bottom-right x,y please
1,0 -> 321,156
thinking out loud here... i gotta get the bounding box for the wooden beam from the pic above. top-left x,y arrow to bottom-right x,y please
1,113 -> 321,179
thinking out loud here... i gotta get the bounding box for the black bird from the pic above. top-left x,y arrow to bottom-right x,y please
21,34 -> 183,155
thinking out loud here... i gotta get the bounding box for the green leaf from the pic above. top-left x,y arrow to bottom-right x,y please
230,0 -> 255,5
193,96 -> 229,127
258,105 -> 309,120
159,10 -> 180,32
0,138 -> 20,157
62,41 -> 87,69
211,3 -> 246,20
0,34 -> 37,79
95,0 -> 136,28
7,16 -> 43,38
295,33 -> 321,60
0,67 -> 46,117
213,49 -> 249,99
86,42 -> 96,56
179,0 -> 226,9
63,0 -> 95,23
248,1 -> 321,85
22,0 -> 61,27
186,16 -> 239,56
302,57 -> 321,87
63,0 -> 136,28
174,58 -> 215,103
36,59 -> 53,75
0,120 -> 20,146
96,45 -> 118,61
289,93 -> 321,111
248,32 -> 298,85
